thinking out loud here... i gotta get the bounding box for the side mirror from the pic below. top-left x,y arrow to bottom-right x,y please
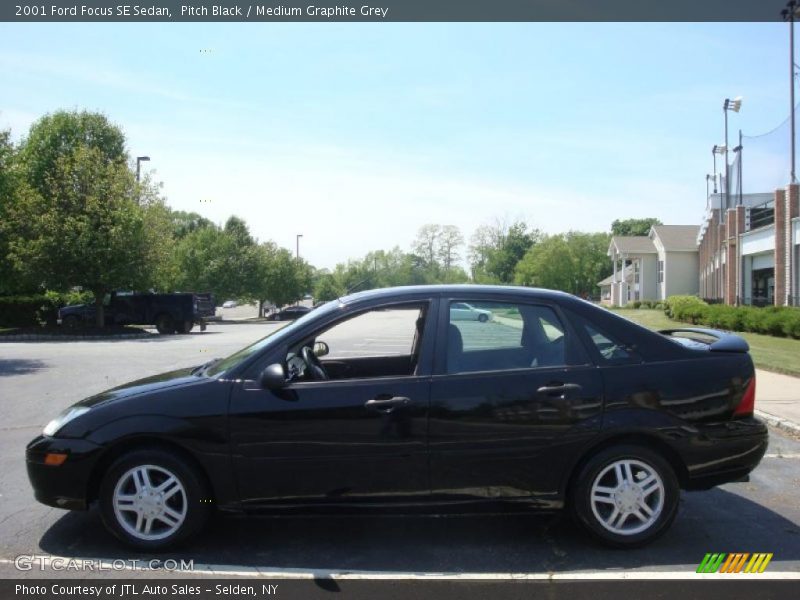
313,341 -> 329,357
260,363 -> 287,390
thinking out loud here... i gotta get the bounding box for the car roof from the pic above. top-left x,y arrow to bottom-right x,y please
339,284 -> 576,305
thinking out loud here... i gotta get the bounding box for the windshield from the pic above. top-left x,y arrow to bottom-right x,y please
205,300 -> 343,377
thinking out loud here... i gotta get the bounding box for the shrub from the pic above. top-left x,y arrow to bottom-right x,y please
782,310 -> 800,339
660,298 -> 800,339
0,290 -> 93,327
665,295 -> 708,323
639,300 -> 654,309
631,300 -> 642,309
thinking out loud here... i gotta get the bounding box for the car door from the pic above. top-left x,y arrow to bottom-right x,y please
428,296 -> 604,507
228,299 -> 438,506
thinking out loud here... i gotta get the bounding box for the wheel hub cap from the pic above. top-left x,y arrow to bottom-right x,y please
590,458 -> 665,536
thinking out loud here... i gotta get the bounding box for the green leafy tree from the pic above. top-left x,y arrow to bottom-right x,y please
17,110 -> 126,197
610,218 -> 662,237
314,273 -> 345,302
0,129 -> 26,294
7,145 -> 174,326
243,241 -> 311,314
173,217 -> 262,302
514,231 -> 612,297
170,210 -> 214,239
469,219 -> 541,283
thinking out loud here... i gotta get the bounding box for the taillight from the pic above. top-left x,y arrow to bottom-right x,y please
733,376 -> 756,417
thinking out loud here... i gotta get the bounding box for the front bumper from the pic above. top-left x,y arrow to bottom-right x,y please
682,417 -> 769,490
26,435 -> 103,510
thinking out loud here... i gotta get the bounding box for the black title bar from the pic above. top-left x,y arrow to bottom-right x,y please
1,0 -> 792,22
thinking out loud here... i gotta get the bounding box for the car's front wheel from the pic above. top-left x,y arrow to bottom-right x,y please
99,449 -> 210,550
571,444 -> 679,548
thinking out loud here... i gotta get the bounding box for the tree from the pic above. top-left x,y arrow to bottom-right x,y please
17,110 -> 127,197
468,219 -> 540,283
170,210 -> 214,239
412,224 -> 441,274
314,273 -> 345,302
252,242 -> 311,311
172,217 -> 262,302
514,231 -> 612,297
7,145 -> 174,326
0,129 -> 25,294
437,225 -> 464,275
611,218 -> 662,237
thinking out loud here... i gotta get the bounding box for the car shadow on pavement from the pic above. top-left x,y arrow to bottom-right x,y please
0,359 -> 47,377
38,486 -> 800,574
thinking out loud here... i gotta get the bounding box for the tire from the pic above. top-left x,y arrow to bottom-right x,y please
570,444 -> 679,548
478,313 -> 489,323
175,320 -> 194,334
62,315 -> 80,329
98,449 -> 211,551
155,314 -> 174,335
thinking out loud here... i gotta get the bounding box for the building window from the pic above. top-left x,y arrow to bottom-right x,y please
657,260 -> 664,283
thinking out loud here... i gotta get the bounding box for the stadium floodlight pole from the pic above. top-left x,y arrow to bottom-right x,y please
706,174 -> 715,198
783,1 -> 800,182
723,97 -> 742,211
136,156 -> 150,183
296,233 -> 303,260
712,144 -> 726,196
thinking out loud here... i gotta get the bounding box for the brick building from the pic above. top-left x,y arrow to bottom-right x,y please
697,183 -> 800,306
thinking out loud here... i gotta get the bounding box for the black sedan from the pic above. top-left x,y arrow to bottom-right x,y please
26,285 -> 767,550
265,305 -> 312,320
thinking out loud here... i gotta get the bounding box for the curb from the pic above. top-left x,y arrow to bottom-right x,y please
756,409 -> 800,436
0,332 -> 154,342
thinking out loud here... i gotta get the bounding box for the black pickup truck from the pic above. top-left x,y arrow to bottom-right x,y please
58,291 -> 216,334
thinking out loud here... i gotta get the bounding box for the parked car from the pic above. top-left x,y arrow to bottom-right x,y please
27,285 -> 766,550
449,301 -> 492,322
222,300 -> 238,309
265,305 -> 312,321
58,291 -> 215,334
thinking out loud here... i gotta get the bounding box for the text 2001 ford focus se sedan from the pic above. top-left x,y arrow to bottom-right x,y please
27,285 -> 767,550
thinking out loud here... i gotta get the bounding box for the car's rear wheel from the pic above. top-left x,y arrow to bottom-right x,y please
155,314 -> 174,335
478,313 -> 489,323
99,449 -> 211,550
571,444 -> 679,548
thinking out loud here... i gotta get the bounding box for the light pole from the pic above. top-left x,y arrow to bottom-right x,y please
722,97 -> 742,211
706,174 -> 716,198
296,234 -> 303,260
712,144 -> 726,196
136,156 -> 150,183
782,1 -> 799,182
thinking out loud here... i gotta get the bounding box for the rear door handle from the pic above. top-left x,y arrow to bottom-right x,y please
537,383 -> 582,396
364,396 -> 412,412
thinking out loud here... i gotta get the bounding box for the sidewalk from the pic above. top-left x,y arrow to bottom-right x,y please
755,369 -> 800,436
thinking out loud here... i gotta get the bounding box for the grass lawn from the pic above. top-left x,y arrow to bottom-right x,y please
611,308 -> 800,378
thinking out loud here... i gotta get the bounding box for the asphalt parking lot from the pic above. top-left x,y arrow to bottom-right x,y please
1,321 -> 799,580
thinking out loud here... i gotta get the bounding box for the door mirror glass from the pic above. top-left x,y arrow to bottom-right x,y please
313,341 -> 330,357
260,363 -> 288,390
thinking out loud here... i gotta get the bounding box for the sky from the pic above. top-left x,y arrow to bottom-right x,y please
0,22 -> 793,270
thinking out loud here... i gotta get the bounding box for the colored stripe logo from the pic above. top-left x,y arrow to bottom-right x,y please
697,553 -> 773,573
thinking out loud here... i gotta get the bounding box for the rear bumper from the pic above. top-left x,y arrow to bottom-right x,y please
682,417 -> 768,490
26,435 -> 103,510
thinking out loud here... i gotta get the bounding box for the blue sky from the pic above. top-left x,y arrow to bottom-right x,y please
0,22 -> 792,269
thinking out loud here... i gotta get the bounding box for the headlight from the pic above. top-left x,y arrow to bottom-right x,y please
43,407 -> 91,437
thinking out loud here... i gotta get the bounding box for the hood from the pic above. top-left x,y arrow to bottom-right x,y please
74,366 -> 201,409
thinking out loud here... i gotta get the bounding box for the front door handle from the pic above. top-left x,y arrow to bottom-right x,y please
537,383 -> 582,397
364,396 -> 412,412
